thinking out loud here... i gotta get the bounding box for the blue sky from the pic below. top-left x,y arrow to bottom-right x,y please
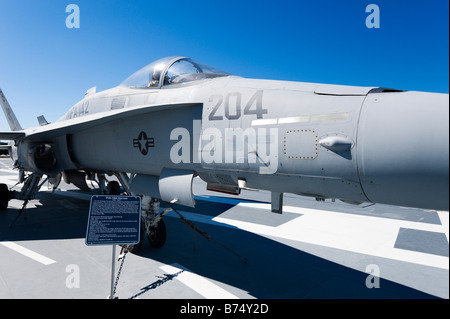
0,0 -> 448,130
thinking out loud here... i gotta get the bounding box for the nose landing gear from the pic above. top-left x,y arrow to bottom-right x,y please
122,196 -> 169,253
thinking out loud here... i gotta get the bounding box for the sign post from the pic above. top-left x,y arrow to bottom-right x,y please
110,245 -> 116,299
85,195 -> 141,299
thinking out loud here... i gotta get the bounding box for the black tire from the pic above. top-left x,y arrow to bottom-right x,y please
0,183 -> 10,211
148,219 -> 167,248
107,181 -> 121,195
122,228 -> 144,253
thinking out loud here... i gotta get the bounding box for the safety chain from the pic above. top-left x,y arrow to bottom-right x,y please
112,247 -> 128,297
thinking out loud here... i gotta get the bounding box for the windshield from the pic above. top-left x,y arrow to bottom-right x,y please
164,58 -> 230,86
120,56 -> 176,89
120,57 -> 230,89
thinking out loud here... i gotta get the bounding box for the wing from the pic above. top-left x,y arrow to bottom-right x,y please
10,102 -> 201,141
0,132 -> 26,140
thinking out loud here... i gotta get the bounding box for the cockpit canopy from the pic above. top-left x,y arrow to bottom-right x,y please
121,56 -> 231,89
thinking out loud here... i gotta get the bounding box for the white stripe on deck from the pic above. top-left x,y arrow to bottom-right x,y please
0,241 -> 56,265
437,211 -> 449,243
213,202 -> 449,270
160,263 -> 239,299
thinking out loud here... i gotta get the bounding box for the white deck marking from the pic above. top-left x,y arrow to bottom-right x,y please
437,211 -> 449,243
212,202 -> 449,270
0,241 -> 56,265
160,263 -> 239,299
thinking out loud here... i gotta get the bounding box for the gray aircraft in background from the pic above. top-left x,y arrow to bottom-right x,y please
1,56 -> 448,249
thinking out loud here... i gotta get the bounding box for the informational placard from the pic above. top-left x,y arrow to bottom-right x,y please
86,195 -> 141,246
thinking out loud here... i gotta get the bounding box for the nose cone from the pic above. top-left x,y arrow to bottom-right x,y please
357,91 -> 449,211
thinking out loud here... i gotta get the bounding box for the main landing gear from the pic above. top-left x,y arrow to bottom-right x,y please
0,173 -> 46,213
0,172 -> 124,213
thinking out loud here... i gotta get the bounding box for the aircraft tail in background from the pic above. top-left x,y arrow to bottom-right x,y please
0,88 -> 23,132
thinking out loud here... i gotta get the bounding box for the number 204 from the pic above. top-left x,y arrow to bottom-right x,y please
208,90 -> 267,121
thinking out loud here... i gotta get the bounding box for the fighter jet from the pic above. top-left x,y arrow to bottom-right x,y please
1,56 -> 448,250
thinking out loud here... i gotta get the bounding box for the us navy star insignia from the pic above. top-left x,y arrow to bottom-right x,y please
133,131 -> 155,155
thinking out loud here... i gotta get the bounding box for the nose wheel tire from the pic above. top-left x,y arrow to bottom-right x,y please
148,219 -> 167,248
0,183 -> 10,211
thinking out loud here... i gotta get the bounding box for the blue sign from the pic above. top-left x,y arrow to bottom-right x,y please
86,195 -> 141,246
